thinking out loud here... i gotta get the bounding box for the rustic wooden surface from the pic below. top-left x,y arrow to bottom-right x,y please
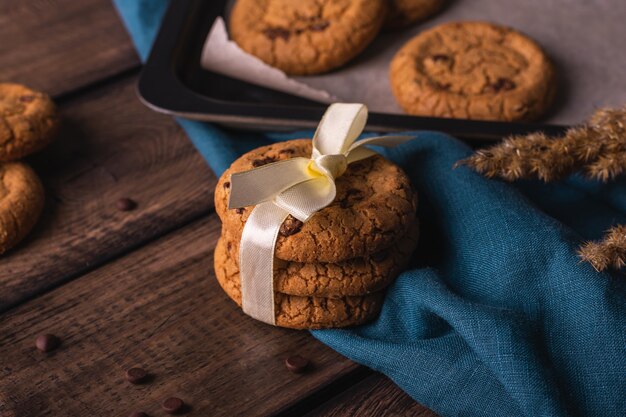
305,375 -> 438,417
0,216 -> 362,417
0,0 -> 437,416
0,0 -> 139,97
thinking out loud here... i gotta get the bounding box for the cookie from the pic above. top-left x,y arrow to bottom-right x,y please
0,162 -> 45,254
389,21 -> 556,121
384,0 -> 444,29
229,0 -> 387,75
0,83 -> 59,161
218,219 -> 418,297
213,237 -> 385,329
215,139 -> 418,263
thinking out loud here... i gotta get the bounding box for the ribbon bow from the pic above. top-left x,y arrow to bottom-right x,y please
229,103 -> 412,324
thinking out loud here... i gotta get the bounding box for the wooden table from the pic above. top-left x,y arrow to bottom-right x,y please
0,2 -> 437,416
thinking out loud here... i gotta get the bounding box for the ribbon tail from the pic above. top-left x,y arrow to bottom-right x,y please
347,135 -> 416,163
350,135 -> 416,150
229,158 -> 311,209
239,202 -> 289,325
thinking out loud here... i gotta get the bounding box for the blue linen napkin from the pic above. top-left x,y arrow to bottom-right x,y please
113,2 -> 626,415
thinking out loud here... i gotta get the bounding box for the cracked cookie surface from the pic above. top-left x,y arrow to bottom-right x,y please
218,219 -> 418,297
215,139 -> 418,263
229,0 -> 387,75
384,0 -> 444,29
0,83 -> 59,161
213,237 -> 385,329
0,162 -> 44,254
389,21 -> 556,121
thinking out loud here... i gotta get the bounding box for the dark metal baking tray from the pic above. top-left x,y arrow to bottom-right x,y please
138,0 -> 566,141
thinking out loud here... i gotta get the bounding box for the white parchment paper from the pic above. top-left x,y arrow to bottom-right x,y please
201,0 -> 626,124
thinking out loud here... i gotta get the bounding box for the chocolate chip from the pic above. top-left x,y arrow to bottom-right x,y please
431,54 -> 450,62
251,156 -> 277,167
285,355 -> 309,373
35,334 -> 60,352
235,207 -> 244,215
19,95 -> 35,103
309,21 -> 329,31
162,397 -> 184,414
339,188 -> 363,208
370,226 -> 383,235
227,242 -> 232,252
279,216 -> 303,236
370,250 -> 389,262
125,367 -> 148,384
278,148 -> 295,155
435,82 -> 451,90
263,27 -> 290,41
484,78 -> 516,93
223,181 -> 230,189
116,198 -> 137,211
129,412 -> 149,417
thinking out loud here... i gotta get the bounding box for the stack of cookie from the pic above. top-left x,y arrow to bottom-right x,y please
0,83 -> 58,254
214,139 -> 419,329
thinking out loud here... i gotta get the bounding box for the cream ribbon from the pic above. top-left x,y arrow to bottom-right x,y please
228,103 -> 413,324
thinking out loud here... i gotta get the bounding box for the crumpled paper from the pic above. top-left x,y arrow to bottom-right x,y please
201,18 -> 339,104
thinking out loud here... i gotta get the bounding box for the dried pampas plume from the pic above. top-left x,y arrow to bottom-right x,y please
457,106 -> 626,271
456,106 -> 626,182
579,226 -> 626,272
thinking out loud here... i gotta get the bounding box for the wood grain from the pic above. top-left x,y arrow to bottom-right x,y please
0,215 -> 360,417
0,0 -> 139,97
304,374 -> 438,417
0,75 -> 216,311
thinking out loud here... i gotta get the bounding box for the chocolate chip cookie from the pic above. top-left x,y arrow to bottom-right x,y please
213,238 -> 385,329
0,83 -> 59,161
389,21 -> 556,121
384,0 -> 444,29
229,0 -> 387,75
0,162 -> 44,254
215,139 -> 418,263
218,219 -> 418,297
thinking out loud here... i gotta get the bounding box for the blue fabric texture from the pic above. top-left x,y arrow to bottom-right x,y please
113,2 -> 626,416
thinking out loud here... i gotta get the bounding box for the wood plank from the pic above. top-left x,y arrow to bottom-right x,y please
0,74 -> 216,311
304,374 -> 439,417
0,0 -> 139,97
0,215 -> 361,417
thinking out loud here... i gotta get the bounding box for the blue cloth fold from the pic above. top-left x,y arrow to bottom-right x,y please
113,2 -> 626,416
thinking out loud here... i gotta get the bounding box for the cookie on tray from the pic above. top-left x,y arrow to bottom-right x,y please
384,0 -> 444,29
218,219 -> 418,297
0,83 -> 59,161
389,21 -> 556,121
214,237 -> 385,329
215,139 -> 418,263
229,0 -> 387,75
0,162 -> 45,254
